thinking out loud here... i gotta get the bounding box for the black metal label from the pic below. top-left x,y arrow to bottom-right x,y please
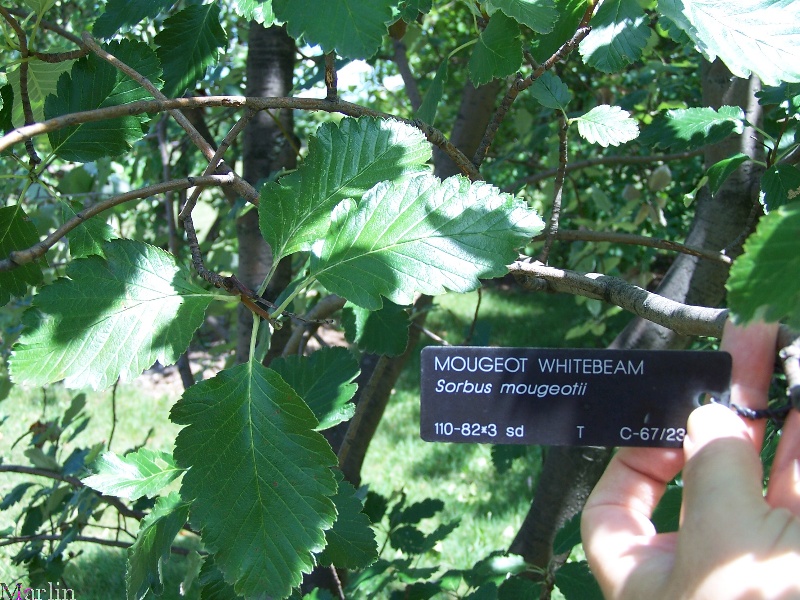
420,347 -> 731,447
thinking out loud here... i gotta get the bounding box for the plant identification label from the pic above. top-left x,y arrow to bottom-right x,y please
420,347 -> 731,447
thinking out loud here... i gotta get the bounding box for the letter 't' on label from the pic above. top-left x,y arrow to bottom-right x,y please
420,347 -> 731,448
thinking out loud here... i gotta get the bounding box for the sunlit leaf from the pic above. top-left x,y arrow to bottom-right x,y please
639,105 -> 744,150
7,59 -> 75,126
485,0 -> 559,33
469,12 -> 523,86
0,205 -> 42,307
155,4 -> 227,98
233,0 -> 276,25
727,202 -> 800,328
311,174 -> 543,310
270,347 -> 359,430
273,0 -> 394,59
573,105 -> 639,147
659,0 -> 800,86
10,240 -> 215,389
579,0 -> 650,72
171,362 -> 338,598
82,449 -> 183,501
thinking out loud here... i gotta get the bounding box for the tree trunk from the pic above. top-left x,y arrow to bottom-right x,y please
236,24 -> 297,362
508,60 -> 763,590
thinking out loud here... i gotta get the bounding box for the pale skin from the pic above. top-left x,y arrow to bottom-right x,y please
582,321 -> 800,600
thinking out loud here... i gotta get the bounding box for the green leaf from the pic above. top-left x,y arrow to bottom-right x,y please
485,0 -> 559,33
342,300 -> 410,356
60,201 -> 115,259
651,484 -> 682,533
399,0 -> 433,21
416,61 -> 448,125
45,40 -> 162,162
469,12 -> 523,86
573,105 -> 639,147
7,59 -> 75,126
579,0 -> 649,72
727,202 -> 800,328
82,449 -> 183,501
126,492 -> 190,600
319,471 -> 378,569
155,4 -> 227,98
171,362 -> 338,599
0,206 -> 43,307
311,174 -> 543,310
530,0 -> 588,63
706,152 -> 749,194
498,578 -> 541,599
529,71 -> 572,110
639,105 -> 744,150
400,498 -> 444,524
273,0 -> 394,59
259,117 -> 431,262
761,164 -> 800,211
197,558 -> 240,600
553,512 -> 582,555
234,0 -> 276,25
10,239 -> 215,389
270,347 -> 359,430
0,84 -> 13,132
93,0 -> 173,38
658,0 -> 800,86
555,561 -> 604,600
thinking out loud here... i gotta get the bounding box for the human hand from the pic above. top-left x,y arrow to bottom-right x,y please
581,321 -> 800,600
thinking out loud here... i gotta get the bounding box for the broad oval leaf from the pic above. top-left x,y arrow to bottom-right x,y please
530,71 -> 572,111
310,174 -> 544,310
10,239 -> 216,390
82,449 -> 183,501
273,0 -> 394,59
727,202 -> 800,328
259,117 -> 431,262
574,105 -> 639,147
171,362 -> 338,599
579,0 -> 650,72
469,12 -> 524,86
659,0 -> 800,86
0,205 -> 43,307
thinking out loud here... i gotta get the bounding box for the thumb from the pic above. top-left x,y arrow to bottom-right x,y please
680,403 -> 765,532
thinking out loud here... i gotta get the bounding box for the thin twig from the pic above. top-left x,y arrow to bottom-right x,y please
31,48 -> 89,62
282,295 -> 347,356
539,114 -> 568,263
503,149 -> 704,192
330,565 -> 346,600
463,287 -> 482,344
109,379 -> 119,451
325,52 -> 338,101
0,175 -> 235,272
0,534 -> 194,556
531,229 -> 732,264
510,258 -> 728,338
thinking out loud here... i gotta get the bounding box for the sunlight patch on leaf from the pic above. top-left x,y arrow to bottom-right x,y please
573,105 -> 639,147
82,449 -> 183,501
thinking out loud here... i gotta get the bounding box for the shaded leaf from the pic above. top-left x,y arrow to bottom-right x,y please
401,498 -> 444,524
260,117 -> 431,261
529,0 -> 588,63
155,4 -> 227,98
342,300 -> 410,356
7,59 -> 75,126
399,0 -> 433,21
707,152 -> 749,194
82,449 -> 183,501
658,0 -> 800,86
727,202 -> 800,328
270,347 -> 359,430
10,239 -> 215,389
0,205 -> 43,307
171,362 -> 338,599
126,492 -> 190,600
416,61 -> 448,125
94,0 -> 173,38
0,84 -> 13,132
529,71 -> 572,110
498,577 -> 541,598
197,558 -> 240,600
45,40 -> 161,162
639,105 -> 744,150
485,0 -> 558,33
553,512 -> 581,555
469,12 -> 523,86
651,484 -> 682,533
573,105 -> 639,147
761,164 -> 800,211
311,174 -> 543,310
555,561 -> 604,600
319,471 -> 378,569
579,0 -> 649,72
273,0 -> 394,59
60,201 -> 115,258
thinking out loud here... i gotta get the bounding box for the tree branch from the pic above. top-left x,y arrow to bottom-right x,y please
532,228 -> 732,264
324,52 -> 338,101
539,114 -> 568,263
0,175 -> 235,272
502,148 -> 704,192
510,259 -> 728,338
0,534 -> 193,556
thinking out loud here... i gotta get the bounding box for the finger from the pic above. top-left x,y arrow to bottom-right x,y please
582,447 -> 684,597
719,320 -> 778,451
766,408 -> 800,513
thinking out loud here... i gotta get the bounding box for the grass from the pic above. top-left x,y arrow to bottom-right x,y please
1,285 -> 586,598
